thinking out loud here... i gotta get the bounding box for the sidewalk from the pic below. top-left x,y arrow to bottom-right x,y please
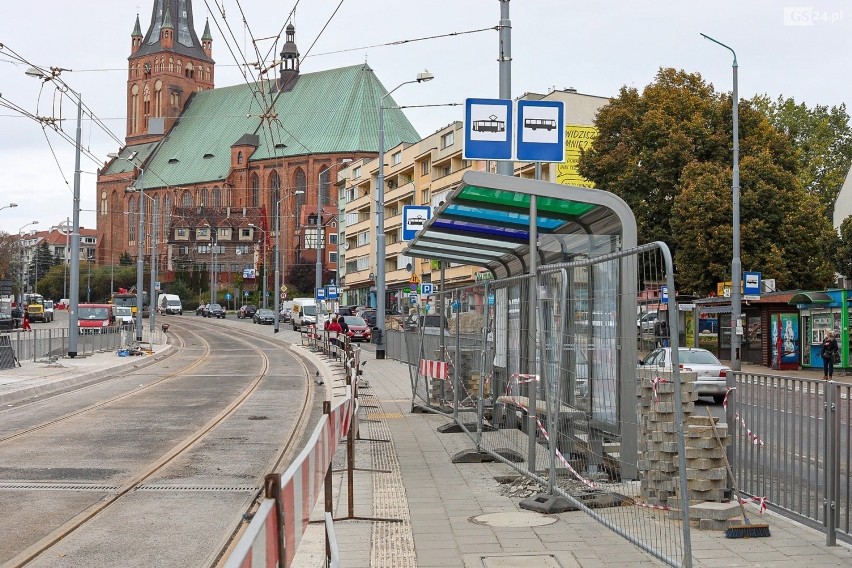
2,336 -> 850,567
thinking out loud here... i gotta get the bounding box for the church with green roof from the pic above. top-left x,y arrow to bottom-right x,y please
96,0 -> 421,298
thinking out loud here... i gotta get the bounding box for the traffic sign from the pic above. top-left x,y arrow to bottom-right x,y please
326,286 -> 338,299
409,292 -> 419,304
661,286 -> 669,304
743,271 -> 761,301
403,205 -> 431,240
517,100 -> 565,162
409,273 -> 420,285
280,285 -> 288,293
421,283 -> 433,295
244,290 -> 249,297
316,287 -> 326,300
463,98 -> 513,160
225,292 -> 233,300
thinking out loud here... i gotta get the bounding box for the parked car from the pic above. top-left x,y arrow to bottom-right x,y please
0,313 -> 15,332
196,303 -> 208,316
638,311 -> 659,333
338,305 -> 362,317
341,315 -> 371,342
253,308 -> 275,325
638,347 -> 730,404
206,303 -> 226,318
238,304 -> 258,319
280,307 -> 292,323
357,309 -> 377,328
114,305 -> 134,328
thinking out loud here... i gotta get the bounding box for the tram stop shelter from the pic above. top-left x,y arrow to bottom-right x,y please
402,171 -> 650,478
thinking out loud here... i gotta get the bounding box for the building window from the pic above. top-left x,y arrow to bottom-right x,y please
353,166 -> 361,178
197,228 -> 209,238
420,161 -> 431,176
218,228 -> 230,240
199,187 -> 209,206
198,244 -> 210,254
237,151 -> 243,165
241,228 -> 251,238
179,245 -> 189,255
235,245 -> 250,255
177,228 -> 188,238
100,191 -> 108,215
251,173 -> 260,208
391,151 -> 401,165
182,191 -> 193,206
329,233 -> 338,245
269,170 -> 280,212
213,186 -> 222,207
441,131 -> 454,148
330,252 -> 338,263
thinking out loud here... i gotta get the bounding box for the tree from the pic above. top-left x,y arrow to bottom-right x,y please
838,216 -> 852,279
119,252 -> 133,266
752,95 -> 852,217
579,67 -> 835,294
28,242 -> 57,292
0,232 -> 19,285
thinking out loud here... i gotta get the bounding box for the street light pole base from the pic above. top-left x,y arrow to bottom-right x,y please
68,351 -> 77,358
376,348 -> 386,360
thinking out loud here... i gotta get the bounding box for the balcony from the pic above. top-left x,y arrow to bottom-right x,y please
385,180 -> 414,203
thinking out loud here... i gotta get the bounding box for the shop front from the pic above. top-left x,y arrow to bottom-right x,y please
790,289 -> 850,372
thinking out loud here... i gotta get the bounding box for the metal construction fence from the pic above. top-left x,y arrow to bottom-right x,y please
3,325 -> 166,363
391,243 -> 696,568
729,372 -> 852,545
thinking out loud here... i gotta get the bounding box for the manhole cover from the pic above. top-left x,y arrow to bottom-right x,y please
469,511 -> 557,528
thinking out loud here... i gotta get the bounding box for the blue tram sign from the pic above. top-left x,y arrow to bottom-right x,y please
463,98 -> 513,161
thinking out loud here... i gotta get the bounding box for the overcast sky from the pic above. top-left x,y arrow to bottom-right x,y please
1,0 -> 849,236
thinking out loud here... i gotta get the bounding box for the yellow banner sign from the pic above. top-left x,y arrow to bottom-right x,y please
556,124 -> 598,188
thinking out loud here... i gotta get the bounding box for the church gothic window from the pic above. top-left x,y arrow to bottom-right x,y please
251,173 -> 259,208
213,186 -> 222,207
295,168 -> 306,224
269,170 -> 280,213
128,195 -> 137,242
182,190 -> 193,206
200,187 -> 209,206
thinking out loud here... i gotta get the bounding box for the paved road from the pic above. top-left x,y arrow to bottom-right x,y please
0,316 -> 321,568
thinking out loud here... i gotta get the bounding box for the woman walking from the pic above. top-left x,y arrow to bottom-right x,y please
821,331 -> 839,380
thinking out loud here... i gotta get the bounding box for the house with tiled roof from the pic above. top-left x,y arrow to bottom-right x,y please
96,0 -> 420,300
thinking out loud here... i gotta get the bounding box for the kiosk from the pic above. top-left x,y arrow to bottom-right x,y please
789,289 -> 850,371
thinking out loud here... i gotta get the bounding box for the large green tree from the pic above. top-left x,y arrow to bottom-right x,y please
579,67 -> 836,294
752,95 -> 852,216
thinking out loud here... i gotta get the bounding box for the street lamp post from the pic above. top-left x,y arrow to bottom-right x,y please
26,66 -> 81,357
18,221 -> 38,306
0,203 -> 18,212
376,70 -> 434,359
273,191 -> 304,332
110,151 -> 146,342
315,170 -> 324,307
701,33 -> 741,371
249,224 -> 268,308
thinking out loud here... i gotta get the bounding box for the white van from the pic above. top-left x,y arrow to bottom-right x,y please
291,298 -> 317,331
157,293 -> 183,315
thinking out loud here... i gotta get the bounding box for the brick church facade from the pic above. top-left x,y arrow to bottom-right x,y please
96,0 -> 419,299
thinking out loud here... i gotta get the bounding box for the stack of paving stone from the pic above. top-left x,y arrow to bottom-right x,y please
637,368 -> 697,508
673,414 -> 740,530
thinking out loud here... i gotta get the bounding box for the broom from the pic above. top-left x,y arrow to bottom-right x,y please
706,407 -> 771,538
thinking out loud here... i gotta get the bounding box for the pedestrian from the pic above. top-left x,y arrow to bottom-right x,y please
327,315 -> 344,355
337,313 -> 349,335
821,331 -> 839,380
22,312 -> 31,332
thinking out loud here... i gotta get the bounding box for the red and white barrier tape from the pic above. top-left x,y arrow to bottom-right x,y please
419,359 -> 449,380
510,373 -> 540,385
740,496 -> 768,514
634,501 -> 670,511
533,415 -> 598,490
723,387 -> 765,447
651,376 -> 669,402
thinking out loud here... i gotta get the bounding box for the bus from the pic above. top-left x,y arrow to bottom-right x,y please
111,290 -> 149,317
524,118 -> 557,131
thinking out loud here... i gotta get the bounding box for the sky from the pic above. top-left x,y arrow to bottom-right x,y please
1,0 -> 849,236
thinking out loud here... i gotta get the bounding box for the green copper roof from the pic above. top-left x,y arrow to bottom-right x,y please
201,19 -> 212,41
114,64 -> 419,190
132,15 -> 142,37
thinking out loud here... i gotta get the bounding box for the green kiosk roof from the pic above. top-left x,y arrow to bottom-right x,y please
788,291 -> 834,305
403,171 -> 637,278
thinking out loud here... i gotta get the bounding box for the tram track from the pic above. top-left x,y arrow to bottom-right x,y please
1,318 -> 315,568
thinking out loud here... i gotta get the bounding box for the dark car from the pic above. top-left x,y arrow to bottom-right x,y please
196,303 -> 207,316
206,303 -> 226,318
280,307 -> 292,322
0,313 -> 15,332
338,305 -> 361,317
238,304 -> 258,319
357,309 -> 377,328
10,307 -> 23,328
253,308 -> 275,325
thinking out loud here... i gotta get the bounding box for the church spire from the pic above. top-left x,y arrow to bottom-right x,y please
135,0 -> 212,62
274,24 -> 300,93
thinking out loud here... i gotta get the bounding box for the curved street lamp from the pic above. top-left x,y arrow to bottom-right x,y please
0,203 -> 18,212
273,190 -> 305,333
376,69 -> 434,359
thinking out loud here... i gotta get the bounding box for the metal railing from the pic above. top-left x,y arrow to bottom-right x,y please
390,243 -> 694,568
730,372 -> 852,545
4,325 -> 165,362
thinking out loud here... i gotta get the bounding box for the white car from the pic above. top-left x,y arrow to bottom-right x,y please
42,300 -> 55,323
638,347 -> 730,404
